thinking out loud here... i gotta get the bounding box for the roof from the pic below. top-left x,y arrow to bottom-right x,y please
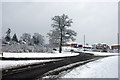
83,45 -> 92,47
66,42 -> 77,44
94,42 -> 107,45
111,44 -> 120,46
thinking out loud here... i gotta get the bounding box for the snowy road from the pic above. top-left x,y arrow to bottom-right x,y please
2,52 -> 95,80
61,56 -> 118,78
1,52 -> 79,69
1,52 -> 119,79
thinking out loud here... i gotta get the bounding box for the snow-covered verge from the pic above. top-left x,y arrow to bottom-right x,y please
2,52 -> 79,58
43,59 -> 96,78
82,51 -> 119,56
62,56 -> 118,78
0,59 -> 61,70
1,52 -> 79,70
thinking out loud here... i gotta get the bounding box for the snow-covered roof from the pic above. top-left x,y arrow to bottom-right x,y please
111,44 -> 120,46
102,42 -> 106,44
66,42 -> 77,44
93,42 -> 107,45
83,45 -> 92,47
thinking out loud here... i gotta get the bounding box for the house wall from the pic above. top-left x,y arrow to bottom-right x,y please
111,45 -> 120,50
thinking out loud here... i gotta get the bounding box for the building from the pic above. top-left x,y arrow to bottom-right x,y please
111,44 -> 120,50
64,42 -> 78,48
83,45 -> 92,50
92,42 -> 109,52
78,44 -> 83,48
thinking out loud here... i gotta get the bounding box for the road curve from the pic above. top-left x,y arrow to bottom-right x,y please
2,52 -> 100,80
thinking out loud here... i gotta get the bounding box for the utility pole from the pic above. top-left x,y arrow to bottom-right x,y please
84,34 -> 85,51
118,33 -> 119,53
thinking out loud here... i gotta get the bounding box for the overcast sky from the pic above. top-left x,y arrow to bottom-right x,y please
2,2 -> 118,45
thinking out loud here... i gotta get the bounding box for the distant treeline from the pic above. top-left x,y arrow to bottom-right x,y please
2,28 -> 52,53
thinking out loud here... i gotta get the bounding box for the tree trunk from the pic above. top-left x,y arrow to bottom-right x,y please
59,29 -> 62,53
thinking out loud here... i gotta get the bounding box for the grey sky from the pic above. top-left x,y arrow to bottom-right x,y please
2,2 -> 118,45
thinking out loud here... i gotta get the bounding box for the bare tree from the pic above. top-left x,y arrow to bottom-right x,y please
48,14 -> 77,53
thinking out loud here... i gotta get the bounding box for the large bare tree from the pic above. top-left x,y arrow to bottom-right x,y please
48,14 -> 77,53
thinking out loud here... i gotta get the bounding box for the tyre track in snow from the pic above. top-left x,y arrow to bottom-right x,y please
2,52 -> 103,80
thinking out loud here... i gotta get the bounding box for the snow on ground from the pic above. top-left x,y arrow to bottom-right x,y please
2,52 -> 79,58
43,59 -> 96,78
0,59 -> 61,70
62,56 -> 118,78
1,52 -> 79,70
82,51 -> 119,56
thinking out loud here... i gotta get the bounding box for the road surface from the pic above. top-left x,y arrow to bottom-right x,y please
2,52 -> 102,80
